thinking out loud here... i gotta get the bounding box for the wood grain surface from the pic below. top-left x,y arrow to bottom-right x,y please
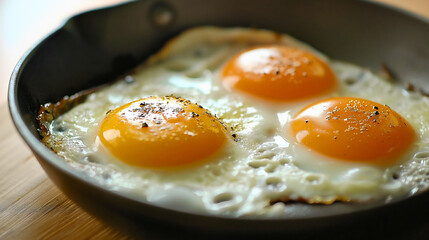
1,0 -> 428,239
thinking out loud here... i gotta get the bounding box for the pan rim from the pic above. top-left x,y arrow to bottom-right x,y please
7,0 -> 429,230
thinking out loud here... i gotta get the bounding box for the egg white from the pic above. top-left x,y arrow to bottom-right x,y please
44,27 -> 429,216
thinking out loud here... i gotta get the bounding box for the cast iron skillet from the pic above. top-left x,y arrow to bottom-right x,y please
8,0 -> 429,239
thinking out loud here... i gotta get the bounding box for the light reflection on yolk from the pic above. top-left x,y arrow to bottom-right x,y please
221,45 -> 336,102
290,97 -> 416,165
98,96 -> 228,169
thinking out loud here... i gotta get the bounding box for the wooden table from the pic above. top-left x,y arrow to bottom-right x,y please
1,1 -> 428,239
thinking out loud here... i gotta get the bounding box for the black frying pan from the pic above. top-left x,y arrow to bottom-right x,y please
8,0 -> 429,239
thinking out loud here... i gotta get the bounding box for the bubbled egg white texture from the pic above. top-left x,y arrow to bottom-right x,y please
44,27 -> 429,217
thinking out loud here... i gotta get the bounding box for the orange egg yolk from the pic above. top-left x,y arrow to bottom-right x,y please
290,97 -> 416,165
221,45 -> 336,102
98,96 -> 228,169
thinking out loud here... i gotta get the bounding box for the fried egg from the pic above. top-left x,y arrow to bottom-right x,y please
98,96 -> 230,169
40,27 -> 429,216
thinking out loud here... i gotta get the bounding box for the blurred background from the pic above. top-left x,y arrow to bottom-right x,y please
0,0 -> 128,105
1,0 -> 429,105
